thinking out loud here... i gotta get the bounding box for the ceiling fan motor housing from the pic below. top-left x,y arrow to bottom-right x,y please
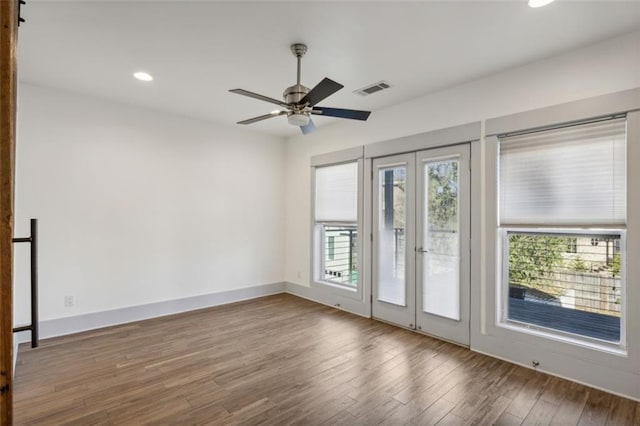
283,84 -> 310,106
230,42 -> 370,133
284,83 -> 311,126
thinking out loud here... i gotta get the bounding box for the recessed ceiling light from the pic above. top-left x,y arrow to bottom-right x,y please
133,72 -> 153,82
528,0 -> 555,8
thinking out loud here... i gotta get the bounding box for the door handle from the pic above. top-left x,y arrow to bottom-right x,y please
416,247 -> 429,253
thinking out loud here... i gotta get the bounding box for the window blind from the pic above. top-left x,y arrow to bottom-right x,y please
499,118 -> 626,225
315,162 -> 358,222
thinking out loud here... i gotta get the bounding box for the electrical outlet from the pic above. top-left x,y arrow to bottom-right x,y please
297,271 -> 302,279
64,295 -> 75,307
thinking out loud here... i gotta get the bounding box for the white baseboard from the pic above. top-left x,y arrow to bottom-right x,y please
15,281 -> 637,401
471,347 -> 639,402
29,282 -> 285,341
13,338 -> 19,374
21,283 -> 347,347
284,282 -> 370,318
285,282 -> 639,401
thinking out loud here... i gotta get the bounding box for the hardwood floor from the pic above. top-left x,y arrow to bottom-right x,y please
13,294 -> 640,425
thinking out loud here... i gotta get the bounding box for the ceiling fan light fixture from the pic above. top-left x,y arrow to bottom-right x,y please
229,43 -> 370,134
528,0 -> 555,8
287,112 -> 310,127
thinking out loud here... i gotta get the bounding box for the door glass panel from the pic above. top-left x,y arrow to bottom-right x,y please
377,166 -> 407,305
423,159 -> 460,320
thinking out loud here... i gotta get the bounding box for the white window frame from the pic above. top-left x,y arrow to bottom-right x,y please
494,115 -> 629,353
477,88 -> 640,400
498,227 -> 627,352
310,147 -> 365,301
314,222 -> 359,289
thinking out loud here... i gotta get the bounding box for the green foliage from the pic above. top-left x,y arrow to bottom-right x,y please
385,161 -> 458,231
428,161 -> 458,229
611,253 -> 621,277
508,235 -> 566,290
571,256 -> 588,272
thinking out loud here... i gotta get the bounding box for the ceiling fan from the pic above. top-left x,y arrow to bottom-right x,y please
229,43 -> 371,135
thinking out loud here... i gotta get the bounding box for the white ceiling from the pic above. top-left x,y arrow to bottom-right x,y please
18,1 -> 640,137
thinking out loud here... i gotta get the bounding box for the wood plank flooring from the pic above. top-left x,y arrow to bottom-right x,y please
13,294 -> 640,425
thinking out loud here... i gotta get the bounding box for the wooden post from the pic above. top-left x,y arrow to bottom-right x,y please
0,0 -> 17,423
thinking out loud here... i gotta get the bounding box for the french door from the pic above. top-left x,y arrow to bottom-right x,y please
371,144 -> 470,346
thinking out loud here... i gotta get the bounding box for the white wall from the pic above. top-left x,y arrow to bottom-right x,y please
283,30 -> 640,399
11,28 -> 640,398
14,84 -> 285,326
284,30 -> 640,287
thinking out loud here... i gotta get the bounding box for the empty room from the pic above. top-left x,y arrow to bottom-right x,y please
1,0 -> 640,424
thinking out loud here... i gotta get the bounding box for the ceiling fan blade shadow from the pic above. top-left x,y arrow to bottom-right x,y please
299,78 -> 344,107
230,89 -> 290,108
237,111 -> 286,125
300,119 -> 316,135
311,107 -> 371,121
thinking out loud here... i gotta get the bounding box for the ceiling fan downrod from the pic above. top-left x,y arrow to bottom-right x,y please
291,43 -> 307,86
229,42 -> 370,134
284,44 -> 310,107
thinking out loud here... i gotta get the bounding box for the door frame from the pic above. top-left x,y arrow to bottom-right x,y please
363,122 -> 481,347
415,144 -> 471,345
1,0 -> 18,422
371,153 -> 416,329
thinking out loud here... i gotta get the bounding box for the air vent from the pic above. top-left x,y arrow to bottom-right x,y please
354,80 -> 392,96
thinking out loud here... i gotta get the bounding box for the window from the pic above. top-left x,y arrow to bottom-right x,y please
327,236 -> 335,260
323,226 -> 357,286
505,231 -> 623,343
313,161 -> 360,290
499,117 -> 626,345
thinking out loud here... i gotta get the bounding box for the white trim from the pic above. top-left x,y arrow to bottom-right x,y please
13,279 -> 640,401
486,88 -> 640,137
363,157 -> 373,316
498,226 -> 628,353
470,139 -> 483,338
15,281 -> 371,356
364,122 -> 480,159
484,136 -> 637,362
284,283 -> 640,401
26,282 -> 286,340
311,146 -> 364,166
471,348 -> 639,403
13,338 -> 19,374
497,321 -> 626,357
371,153 -> 416,328
311,153 -> 365,301
624,109 -> 640,375
285,282 -> 370,318
479,97 -> 640,400
415,144 -> 471,345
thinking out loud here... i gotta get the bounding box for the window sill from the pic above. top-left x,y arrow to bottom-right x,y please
312,279 -> 361,300
496,320 -> 628,358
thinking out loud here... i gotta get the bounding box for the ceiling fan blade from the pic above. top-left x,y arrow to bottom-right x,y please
299,78 -> 344,107
300,118 -> 316,135
237,111 -> 286,125
230,89 -> 290,108
311,107 -> 371,121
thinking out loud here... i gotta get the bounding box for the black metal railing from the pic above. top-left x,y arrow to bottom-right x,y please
12,218 -> 38,348
323,226 -> 357,286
